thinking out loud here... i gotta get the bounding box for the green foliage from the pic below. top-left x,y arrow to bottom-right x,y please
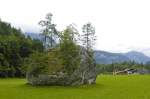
26,51 -> 63,76
27,52 -> 50,76
31,39 -> 44,52
26,26 -> 81,76
0,20 -> 44,77
59,27 -> 81,74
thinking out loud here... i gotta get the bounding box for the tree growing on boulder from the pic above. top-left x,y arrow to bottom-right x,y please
39,13 -> 58,49
26,14 -> 97,86
81,22 -> 96,70
82,22 -> 96,52
59,26 -> 81,74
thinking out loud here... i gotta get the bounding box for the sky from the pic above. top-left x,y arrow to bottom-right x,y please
1,0 -> 150,56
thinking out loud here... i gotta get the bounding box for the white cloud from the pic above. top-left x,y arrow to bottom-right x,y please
0,0 -> 150,55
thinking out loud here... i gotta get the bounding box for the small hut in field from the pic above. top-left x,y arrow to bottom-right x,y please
113,68 -> 137,75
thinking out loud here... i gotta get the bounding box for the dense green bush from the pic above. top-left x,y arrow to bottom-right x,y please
0,20 -> 44,77
26,50 -> 64,76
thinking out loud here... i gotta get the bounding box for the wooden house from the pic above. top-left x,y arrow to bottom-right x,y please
113,68 -> 137,75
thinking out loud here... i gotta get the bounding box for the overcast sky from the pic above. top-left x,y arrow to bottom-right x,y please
1,0 -> 150,56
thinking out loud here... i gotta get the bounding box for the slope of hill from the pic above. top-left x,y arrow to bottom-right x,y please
94,50 -> 150,64
94,51 -> 130,64
24,32 -> 44,41
124,51 -> 150,64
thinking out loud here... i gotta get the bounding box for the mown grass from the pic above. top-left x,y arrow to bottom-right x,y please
0,75 -> 150,99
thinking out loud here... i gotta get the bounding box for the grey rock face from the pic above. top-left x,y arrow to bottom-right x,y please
26,47 -> 97,86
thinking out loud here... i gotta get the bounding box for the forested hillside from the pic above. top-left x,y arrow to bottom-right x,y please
0,19 -> 43,77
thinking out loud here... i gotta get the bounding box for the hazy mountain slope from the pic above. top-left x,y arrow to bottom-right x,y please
124,51 -> 150,64
24,32 -> 44,41
94,51 -> 130,64
94,51 -> 150,64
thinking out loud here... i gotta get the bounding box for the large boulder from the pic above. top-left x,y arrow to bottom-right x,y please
26,47 -> 97,86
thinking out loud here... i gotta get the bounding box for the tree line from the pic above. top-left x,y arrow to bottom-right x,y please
97,61 -> 150,74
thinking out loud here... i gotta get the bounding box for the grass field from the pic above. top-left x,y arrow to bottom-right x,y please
0,75 -> 150,99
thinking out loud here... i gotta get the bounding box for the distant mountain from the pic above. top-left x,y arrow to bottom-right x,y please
24,32 -> 44,41
124,51 -> 150,64
94,51 -> 130,64
24,32 -> 56,49
94,50 -> 150,64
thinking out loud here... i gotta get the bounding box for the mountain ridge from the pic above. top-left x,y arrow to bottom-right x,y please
94,50 -> 150,64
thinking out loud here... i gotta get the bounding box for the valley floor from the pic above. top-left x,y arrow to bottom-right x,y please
0,75 -> 150,99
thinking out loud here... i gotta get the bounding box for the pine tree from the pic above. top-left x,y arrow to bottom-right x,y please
82,22 -> 96,52
39,13 -> 58,49
59,26 -> 80,74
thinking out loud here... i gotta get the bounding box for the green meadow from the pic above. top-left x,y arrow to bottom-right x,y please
0,75 -> 150,99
